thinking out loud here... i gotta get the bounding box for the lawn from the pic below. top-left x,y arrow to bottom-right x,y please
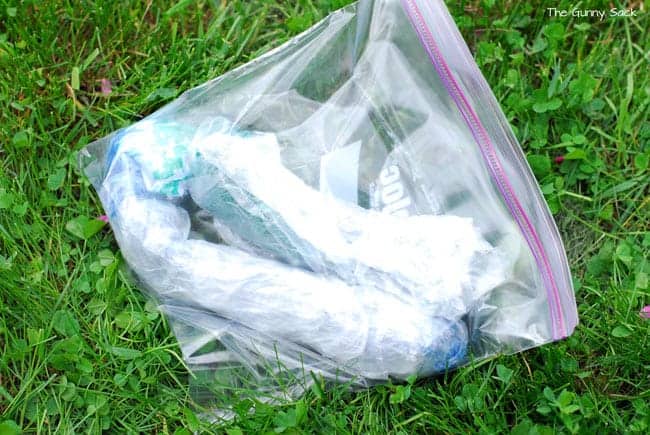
1,0 -> 648,433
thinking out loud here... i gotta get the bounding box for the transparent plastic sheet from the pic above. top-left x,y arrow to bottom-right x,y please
80,0 -> 578,418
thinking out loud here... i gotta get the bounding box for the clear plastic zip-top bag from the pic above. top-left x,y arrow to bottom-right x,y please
80,0 -> 578,415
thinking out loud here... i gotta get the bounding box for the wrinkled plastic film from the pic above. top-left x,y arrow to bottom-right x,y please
80,0 -> 577,413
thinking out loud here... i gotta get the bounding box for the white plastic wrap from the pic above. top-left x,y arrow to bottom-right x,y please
80,0 -> 577,413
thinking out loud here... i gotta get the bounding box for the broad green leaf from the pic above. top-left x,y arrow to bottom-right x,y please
12,131 -> 29,148
527,154 -> 551,179
65,216 -> 106,240
110,346 -> 142,360
47,167 -> 66,191
612,325 -> 632,338
496,364 -> 514,383
0,420 -> 21,435
52,310 -> 80,337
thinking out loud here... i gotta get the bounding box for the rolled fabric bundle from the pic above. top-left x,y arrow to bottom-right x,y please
107,192 -> 468,379
100,117 -> 511,380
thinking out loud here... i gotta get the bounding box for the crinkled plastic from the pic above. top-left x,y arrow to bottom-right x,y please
80,0 -> 578,416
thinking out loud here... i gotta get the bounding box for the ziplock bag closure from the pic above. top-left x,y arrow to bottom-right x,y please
400,0 -> 575,339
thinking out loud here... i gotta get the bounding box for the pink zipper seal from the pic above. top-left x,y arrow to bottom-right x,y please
400,0 -> 567,339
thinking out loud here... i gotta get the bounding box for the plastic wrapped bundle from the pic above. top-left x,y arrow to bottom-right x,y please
80,0 -> 577,414
102,119 -> 495,379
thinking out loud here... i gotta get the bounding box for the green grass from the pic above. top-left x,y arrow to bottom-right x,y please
1,0 -> 648,433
